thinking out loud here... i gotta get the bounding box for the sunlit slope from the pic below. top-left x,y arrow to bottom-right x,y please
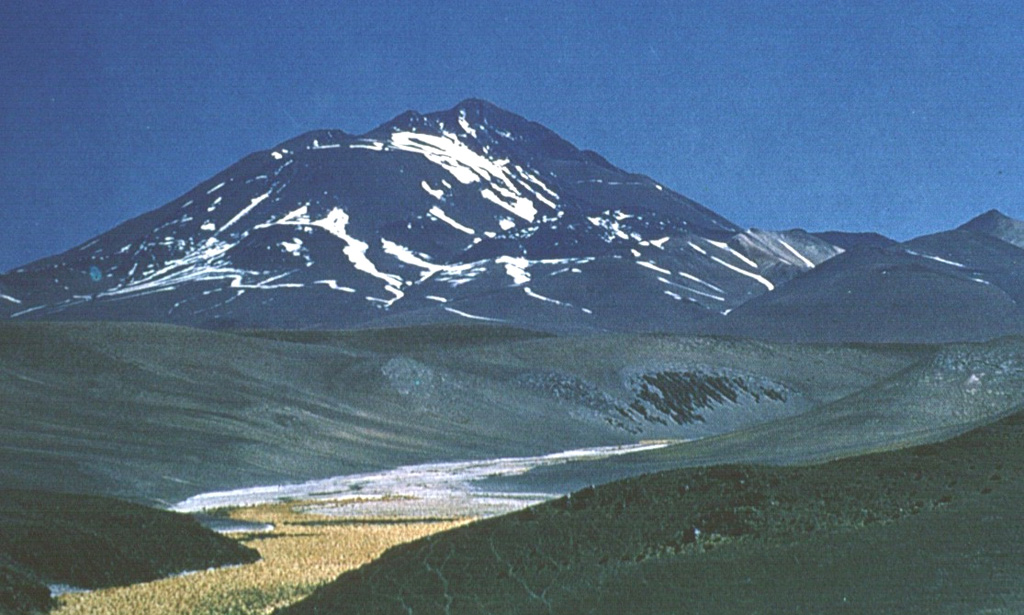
0,322 -> 919,504
281,408 -> 1024,615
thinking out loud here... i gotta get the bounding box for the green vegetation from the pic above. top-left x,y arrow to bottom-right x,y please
0,566 -> 51,615
281,411 -> 1024,614
52,501 -> 466,615
0,490 -> 258,615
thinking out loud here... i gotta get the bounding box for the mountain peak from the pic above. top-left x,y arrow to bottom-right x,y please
959,209 -> 1024,249
275,128 -> 352,152
453,97 -> 504,114
0,99 -> 846,334
442,98 -> 531,133
365,99 -> 583,165
962,209 -> 1016,227
375,99 -> 515,132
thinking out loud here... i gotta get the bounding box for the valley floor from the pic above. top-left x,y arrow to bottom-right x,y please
52,502 -> 468,615
52,442 -> 674,615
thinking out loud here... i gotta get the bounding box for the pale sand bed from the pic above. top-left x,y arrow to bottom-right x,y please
53,501 -> 470,615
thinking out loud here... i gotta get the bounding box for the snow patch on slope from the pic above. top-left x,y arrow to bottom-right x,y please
428,206 -> 476,235
711,256 -> 775,291
496,256 -> 530,285
637,261 -> 672,275
218,192 -> 272,235
679,272 -> 725,294
388,131 -> 540,222
905,249 -> 966,268
420,181 -> 445,200
280,238 -> 304,257
307,209 -> 406,303
444,306 -> 504,322
708,240 -> 760,269
778,239 -> 815,268
315,280 -> 356,293
269,206 -> 406,304
658,276 -> 725,302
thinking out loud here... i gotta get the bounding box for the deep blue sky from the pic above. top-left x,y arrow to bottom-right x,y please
2,1 -> 1022,271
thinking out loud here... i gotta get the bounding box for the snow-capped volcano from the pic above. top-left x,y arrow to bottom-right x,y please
0,99 -> 841,331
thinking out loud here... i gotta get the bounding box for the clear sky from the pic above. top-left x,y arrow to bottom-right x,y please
2,0 -> 1022,271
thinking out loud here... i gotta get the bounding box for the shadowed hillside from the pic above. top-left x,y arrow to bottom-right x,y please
0,491 -> 258,615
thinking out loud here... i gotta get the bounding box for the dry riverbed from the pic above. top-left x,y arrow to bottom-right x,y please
52,501 -> 469,615
52,443 -> 675,615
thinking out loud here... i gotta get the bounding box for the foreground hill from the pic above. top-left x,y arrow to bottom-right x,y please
0,490 -> 258,615
0,321 -> 924,505
280,407 -> 1024,615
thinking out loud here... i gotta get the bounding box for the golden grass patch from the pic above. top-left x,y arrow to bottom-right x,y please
53,501 -> 470,615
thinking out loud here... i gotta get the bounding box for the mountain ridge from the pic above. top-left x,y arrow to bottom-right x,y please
712,216 -> 1024,343
958,208 -> 1024,249
1,99 -> 1022,342
0,99 -> 821,332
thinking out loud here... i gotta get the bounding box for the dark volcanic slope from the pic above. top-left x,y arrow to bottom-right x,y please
0,99 -> 840,334
0,490 -> 258,615
1,98 -> 1022,342
638,335 -> 1024,466
960,208 -> 1024,249
811,230 -> 897,251
0,322 -> 921,505
713,215 -> 1024,343
280,408 -> 1024,615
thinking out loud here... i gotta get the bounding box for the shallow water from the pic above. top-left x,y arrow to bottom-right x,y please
191,514 -> 275,534
171,441 -> 677,519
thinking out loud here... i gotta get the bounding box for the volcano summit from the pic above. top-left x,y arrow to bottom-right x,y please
2,100 -> 1022,342
0,100 -> 842,333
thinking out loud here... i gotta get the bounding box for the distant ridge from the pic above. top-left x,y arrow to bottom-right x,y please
713,211 -> 1024,343
811,230 -> 897,251
959,209 -> 1024,249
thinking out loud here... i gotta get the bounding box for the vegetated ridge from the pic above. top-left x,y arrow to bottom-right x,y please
0,490 -> 258,615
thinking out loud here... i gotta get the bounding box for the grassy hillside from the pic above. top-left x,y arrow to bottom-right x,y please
0,490 -> 258,615
280,409 -> 1024,615
0,322 -> 924,505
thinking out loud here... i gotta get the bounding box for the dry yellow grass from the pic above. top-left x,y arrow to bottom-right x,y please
53,501 -> 471,615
